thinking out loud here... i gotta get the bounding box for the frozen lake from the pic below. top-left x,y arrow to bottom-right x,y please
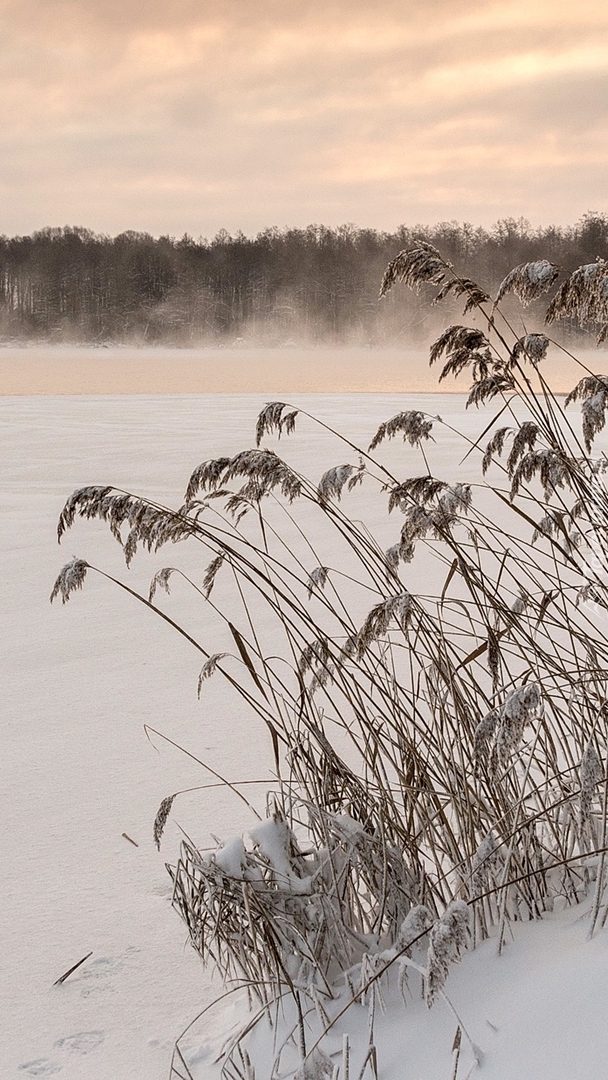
1,390 -> 489,1079
1,378 -> 603,1078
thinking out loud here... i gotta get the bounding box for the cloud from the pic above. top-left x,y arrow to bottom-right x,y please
0,0 -> 606,234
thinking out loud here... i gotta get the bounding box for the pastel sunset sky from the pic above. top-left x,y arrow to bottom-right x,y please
1,0 -> 607,236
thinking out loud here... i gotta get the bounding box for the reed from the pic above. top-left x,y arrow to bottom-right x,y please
52,241 -> 608,1078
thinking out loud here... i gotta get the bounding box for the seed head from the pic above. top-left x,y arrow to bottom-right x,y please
153,794 -> 176,850
580,741 -> 603,831
198,653 -> 229,696
379,241 -> 447,298
512,333 -> 550,364
471,831 -> 499,895
425,900 -> 471,1007
50,558 -> 89,604
369,411 -> 434,452
546,260 -> 608,326
149,566 -> 175,602
317,464 -> 355,503
306,565 -> 329,598
495,260 -> 559,306
256,402 -> 299,446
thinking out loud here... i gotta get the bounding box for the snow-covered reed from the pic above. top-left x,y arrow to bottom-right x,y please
51,241 -> 608,1078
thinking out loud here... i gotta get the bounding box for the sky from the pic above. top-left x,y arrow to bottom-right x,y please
1,0 -> 607,238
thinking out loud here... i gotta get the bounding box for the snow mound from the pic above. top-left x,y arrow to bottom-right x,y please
180,899 -> 608,1080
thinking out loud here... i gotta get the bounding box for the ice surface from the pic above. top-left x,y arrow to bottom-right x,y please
1,391 -> 477,1078
3,389 -> 608,1080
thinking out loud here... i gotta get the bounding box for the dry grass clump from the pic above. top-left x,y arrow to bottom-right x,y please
52,239 -> 608,1079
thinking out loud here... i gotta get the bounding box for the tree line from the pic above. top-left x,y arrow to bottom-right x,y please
1,215 -> 607,346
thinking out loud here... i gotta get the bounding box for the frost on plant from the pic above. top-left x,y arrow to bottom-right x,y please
512,333 -> 550,364
317,464 -> 356,503
425,901 -> 471,1007
255,401 -> 299,446
495,260 -> 559,305
580,742 -> 603,835
294,1048 -> 334,1080
368,410 -> 435,451
491,683 -> 543,772
50,558 -> 89,604
471,832 -> 500,896
546,260 -> 608,329
354,592 -> 414,656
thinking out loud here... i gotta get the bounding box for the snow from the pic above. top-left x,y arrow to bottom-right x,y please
526,260 -> 555,285
180,897 -> 608,1080
248,818 -> 312,893
213,836 -> 246,878
3,388 -> 608,1079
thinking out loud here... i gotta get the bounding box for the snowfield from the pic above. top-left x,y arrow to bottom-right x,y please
2,390 -> 607,1080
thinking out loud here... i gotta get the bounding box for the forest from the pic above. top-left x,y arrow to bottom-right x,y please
1,214 -> 608,346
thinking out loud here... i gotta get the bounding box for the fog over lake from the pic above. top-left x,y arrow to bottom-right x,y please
0,344 -> 593,395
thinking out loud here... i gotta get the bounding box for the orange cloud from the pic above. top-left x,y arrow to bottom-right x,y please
0,0 -> 606,234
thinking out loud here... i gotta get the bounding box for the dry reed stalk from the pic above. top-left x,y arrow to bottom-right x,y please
51,239 -> 608,1077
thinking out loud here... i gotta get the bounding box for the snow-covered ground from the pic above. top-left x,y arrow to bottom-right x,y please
228,897 -> 608,1080
2,390 -> 606,1080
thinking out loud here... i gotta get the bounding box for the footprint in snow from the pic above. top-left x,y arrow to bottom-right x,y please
76,947 -> 140,996
54,1031 -> 105,1055
18,1061 -> 62,1076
